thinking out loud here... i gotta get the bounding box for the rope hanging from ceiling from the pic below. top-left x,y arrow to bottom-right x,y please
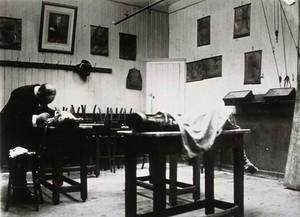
261,0 -> 282,87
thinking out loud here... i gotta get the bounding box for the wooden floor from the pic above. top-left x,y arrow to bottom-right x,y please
1,163 -> 300,217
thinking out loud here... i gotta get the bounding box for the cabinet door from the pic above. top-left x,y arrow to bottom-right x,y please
146,60 -> 185,114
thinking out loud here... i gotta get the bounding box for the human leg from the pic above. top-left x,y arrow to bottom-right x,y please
243,150 -> 258,174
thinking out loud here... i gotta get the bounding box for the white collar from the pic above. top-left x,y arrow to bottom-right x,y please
34,85 -> 40,96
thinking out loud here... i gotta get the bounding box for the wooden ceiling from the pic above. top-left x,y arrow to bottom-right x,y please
107,0 -> 182,12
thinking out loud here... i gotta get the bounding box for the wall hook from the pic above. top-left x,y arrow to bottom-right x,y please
29,57 -> 31,62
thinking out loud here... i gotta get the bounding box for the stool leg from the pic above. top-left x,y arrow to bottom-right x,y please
31,167 -> 39,211
5,173 -> 12,211
141,154 -> 146,169
205,150 -> 215,215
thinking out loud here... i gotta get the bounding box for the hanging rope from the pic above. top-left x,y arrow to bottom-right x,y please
279,0 -> 299,54
281,8 -> 292,87
260,0 -> 282,87
281,4 -> 288,77
274,0 -> 279,42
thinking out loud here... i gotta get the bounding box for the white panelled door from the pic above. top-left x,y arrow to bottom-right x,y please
146,59 -> 186,114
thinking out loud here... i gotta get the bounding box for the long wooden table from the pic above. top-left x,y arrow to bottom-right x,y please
118,129 -> 250,217
39,124 -> 99,204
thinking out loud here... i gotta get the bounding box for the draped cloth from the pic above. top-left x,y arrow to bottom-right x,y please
171,109 -> 233,159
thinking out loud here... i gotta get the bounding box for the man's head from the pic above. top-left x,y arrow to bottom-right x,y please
56,16 -> 62,26
37,83 -> 56,105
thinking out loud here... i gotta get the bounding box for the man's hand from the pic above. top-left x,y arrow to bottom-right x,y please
36,112 -> 51,126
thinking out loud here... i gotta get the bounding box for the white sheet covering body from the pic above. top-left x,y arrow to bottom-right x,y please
172,109 -> 232,159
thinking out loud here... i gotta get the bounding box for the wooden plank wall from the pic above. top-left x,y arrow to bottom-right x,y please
0,0 -> 169,113
284,0 -> 300,190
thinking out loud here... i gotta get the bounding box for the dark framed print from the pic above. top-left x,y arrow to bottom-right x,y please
233,4 -> 251,39
119,33 -> 136,61
91,25 -> 109,56
244,50 -> 262,84
38,2 -> 77,54
201,56 -> 222,79
197,16 -> 210,47
186,60 -> 203,82
0,17 -> 22,50
186,55 -> 222,82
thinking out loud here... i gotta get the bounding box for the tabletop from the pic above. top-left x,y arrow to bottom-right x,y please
117,129 -> 250,137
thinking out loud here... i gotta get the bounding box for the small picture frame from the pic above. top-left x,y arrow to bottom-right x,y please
38,2 -> 77,54
0,17 -> 22,50
233,4 -> 251,39
244,50 -> 262,84
197,16 -> 210,47
119,33 -> 136,61
90,25 -> 109,56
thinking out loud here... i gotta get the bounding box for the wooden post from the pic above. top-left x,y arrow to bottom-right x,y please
284,0 -> 300,190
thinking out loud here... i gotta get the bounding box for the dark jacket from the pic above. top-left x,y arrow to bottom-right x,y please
1,84 -> 55,150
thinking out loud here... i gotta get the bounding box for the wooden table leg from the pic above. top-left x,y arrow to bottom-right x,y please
233,134 -> 244,217
151,151 -> 167,216
205,150 -> 215,215
125,141 -> 137,217
52,150 -> 60,205
193,156 -> 201,201
80,135 -> 88,202
95,129 -> 100,177
169,155 -> 178,206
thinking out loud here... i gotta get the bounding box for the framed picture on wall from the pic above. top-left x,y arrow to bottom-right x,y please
0,17 -> 22,50
186,55 -> 222,82
197,16 -> 210,47
91,25 -> 109,56
38,2 -> 77,54
244,50 -> 262,84
233,4 -> 251,39
119,33 -> 136,61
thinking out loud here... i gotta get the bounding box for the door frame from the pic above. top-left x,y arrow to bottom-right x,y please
145,58 -> 186,114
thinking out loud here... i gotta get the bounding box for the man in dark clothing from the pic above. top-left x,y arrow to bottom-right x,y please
1,83 -> 56,202
48,15 -> 68,43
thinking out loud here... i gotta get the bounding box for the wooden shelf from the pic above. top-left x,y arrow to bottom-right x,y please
0,60 -> 112,74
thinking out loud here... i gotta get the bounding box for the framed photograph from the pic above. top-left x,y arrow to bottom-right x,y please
0,17 -> 22,50
119,33 -> 136,61
197,16 -> 210,47
91,25 -> 109,56
186,56 -> 222,82
38,2 -> 77,54
233,4 -> 251,39
244,50 -> 262,84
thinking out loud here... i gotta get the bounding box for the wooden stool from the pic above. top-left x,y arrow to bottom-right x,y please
5,153 -> 43,211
